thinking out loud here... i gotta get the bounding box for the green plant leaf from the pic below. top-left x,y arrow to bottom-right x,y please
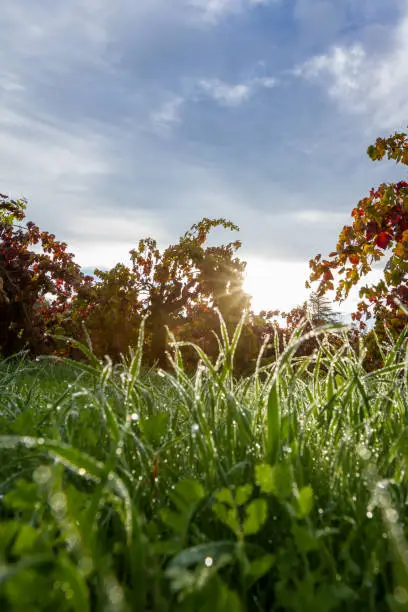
11,525 -> 38,556
255,464 -> 274,494
161,509 -> 187,535
255,462 -> 292,499
235,484 -> 253,507
297,486 -> 314,519
213,503 -> 240,536
57,555 -> 90,612
292,524 -> 319,553
167,541 -> 237,569
243,499 -> 268,536
139,412 -> 169,447
264,380 -> 281,464
171,479 -> 205,512
215,488 -> 235,507
246,554 -> 275,589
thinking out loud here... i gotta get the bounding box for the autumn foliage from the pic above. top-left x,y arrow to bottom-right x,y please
8,127 -> 408,376
0,195 -> 92,356
309,130 -> 408,332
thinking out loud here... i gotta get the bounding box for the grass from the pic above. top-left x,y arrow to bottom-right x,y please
1,315 -> 408,611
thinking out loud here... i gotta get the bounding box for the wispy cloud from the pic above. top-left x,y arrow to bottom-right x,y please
189,0 -> 279,23
198,75 -> 277,106
150,96 -> 185,133
296,4 -> 408,128
1,0 -> 404,314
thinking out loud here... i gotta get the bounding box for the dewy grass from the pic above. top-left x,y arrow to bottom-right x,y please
1,315 -> 408,610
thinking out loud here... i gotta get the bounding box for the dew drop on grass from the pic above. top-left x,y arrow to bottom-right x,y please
394,587 -> 408,605
78,556 -> 93,575
366,511 -> 373,519
78,468 -> 86,477
34,465 -> 52,485
130,413 -> 139,422
50,492 -> 66,513
204,557 -> 213,567
385,508 -> 398,523
358,446 -> 371,461
107,583 -> 123,606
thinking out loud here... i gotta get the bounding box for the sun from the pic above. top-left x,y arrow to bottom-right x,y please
243,257 -> 311,313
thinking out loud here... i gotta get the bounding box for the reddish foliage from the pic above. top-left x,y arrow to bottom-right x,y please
309,130 -> 408,333
0,194 -> 91,356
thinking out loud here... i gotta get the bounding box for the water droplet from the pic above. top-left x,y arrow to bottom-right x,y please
78,556 -> 93,575
385,508 -> 398,524
394,587 -> 408,605
358,446 -> 371,461
366,511 -> 373,519
130,413 -> 139,422
50,492 -> 66,513
78,468 -> 86,477
204,557 -> 213,567
33,465 -> 52,485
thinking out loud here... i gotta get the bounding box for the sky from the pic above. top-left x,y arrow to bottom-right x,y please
1,0 -> 408,313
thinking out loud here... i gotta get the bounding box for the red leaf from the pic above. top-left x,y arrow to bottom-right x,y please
375,232 -> 391,249
349,254 -> 360,265
366,221 -> 379,241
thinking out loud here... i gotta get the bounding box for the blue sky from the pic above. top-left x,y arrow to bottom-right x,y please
1,0 -> 408,312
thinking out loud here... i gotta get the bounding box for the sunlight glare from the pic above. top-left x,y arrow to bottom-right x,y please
244,257 -> 310,313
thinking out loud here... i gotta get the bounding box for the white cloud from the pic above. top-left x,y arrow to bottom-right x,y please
67,211 -> 169,268
297,4 -> 408,128
198,75 -> 277,106
293,210 -> 346,225
0,106 -> 113,235
199,79 -> 251,106
189,0 -> 278,23
150,97 -> 185,133
299,45 -> 366,97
